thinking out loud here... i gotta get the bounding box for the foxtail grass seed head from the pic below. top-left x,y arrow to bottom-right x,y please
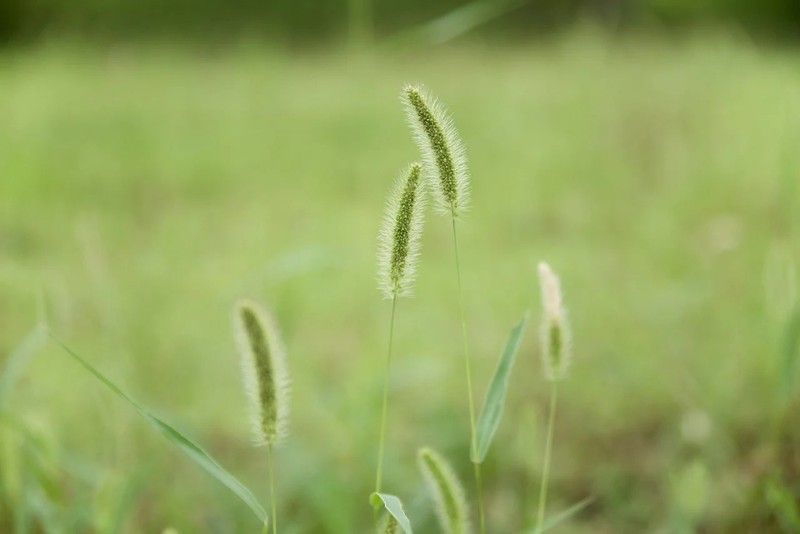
418,447 -> 471,534
233,299 -> 290,446
537,262 -> 571,382
377,514 -> 399,534
378,163 -> 427,299
402,84 -> 470,219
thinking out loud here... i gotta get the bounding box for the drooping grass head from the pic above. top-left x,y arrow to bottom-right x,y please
418,447 -> 471,534
378,162 -> 427,299
233,299 -> 291,446
402,84 -> 470,219
537,262 -> 571,382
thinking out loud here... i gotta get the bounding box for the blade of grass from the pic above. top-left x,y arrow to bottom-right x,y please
473,313 -> 529,463
48,332 -> 268,525
0,324 -> 48,408
528,497 -> 593,533
370,493 -> 414,534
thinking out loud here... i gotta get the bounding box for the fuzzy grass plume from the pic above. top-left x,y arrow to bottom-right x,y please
534,261 -> 571,532
402,84 -> 470,219
233,299 -> 291,446
378,162 -> 426,299
418,447 -> 471,534
537,262 -> 571,382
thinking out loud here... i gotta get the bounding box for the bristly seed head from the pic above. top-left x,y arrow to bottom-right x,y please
537,262 -> 571,382
418,447 -> 471,534
377,514 -> 399,534
233,299 -> 291,446
378,163 -> 426,299
402,84 -> 470,220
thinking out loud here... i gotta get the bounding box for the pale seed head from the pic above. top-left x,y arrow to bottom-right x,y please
233,299 -> 291,446
537,262 -> 571,382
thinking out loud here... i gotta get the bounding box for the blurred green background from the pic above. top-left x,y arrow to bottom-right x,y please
1,1 -> 800,533
1,0 -> 800,43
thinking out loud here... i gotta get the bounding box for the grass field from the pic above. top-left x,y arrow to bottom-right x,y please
1,31 -> 800,532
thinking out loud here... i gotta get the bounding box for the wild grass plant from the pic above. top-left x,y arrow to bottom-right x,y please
233,300 -> 291,534
374,162 -> 426,503
533,262 -> 571,531
401,84 -> 486,532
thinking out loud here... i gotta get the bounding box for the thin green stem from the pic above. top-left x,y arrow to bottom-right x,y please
374,296 -> 398,520
268,444 -> 277,534
451,217 -> 485,534
536,382 -> 558,531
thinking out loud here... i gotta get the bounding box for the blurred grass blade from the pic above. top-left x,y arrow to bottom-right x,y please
387,0 -> 527,47
0,324 -> 48,408
49,333 -> 268,524
473,313 -> 528,463
370,492 -> 413,533
780,303 -> 800,399
528,497 -> 593,533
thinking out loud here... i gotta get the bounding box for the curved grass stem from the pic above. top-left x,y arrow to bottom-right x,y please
451,217 -> 485,534
535,382 -> 558,531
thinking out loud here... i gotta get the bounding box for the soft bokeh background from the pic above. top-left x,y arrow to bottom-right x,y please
1,1 -> 799,532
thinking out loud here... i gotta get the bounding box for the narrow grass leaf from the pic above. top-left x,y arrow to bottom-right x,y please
370,493 -> 413,534
49,333 -> 268,524
528,497 -> 593,534
0,324 -> 48,408
780,303 -> 800,400
473,313 -> 528,463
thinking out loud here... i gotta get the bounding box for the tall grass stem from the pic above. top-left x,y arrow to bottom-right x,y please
375,296 -> 398,497
536,382 -> 558,530
451,217 -> 484,534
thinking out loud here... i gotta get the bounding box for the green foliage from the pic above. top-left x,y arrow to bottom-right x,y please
473,314 -> 528,463
3,0 -> 800,42
370,493 -> 413,533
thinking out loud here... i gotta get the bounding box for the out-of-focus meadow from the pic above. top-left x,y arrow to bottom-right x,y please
2,3 -> 800,532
